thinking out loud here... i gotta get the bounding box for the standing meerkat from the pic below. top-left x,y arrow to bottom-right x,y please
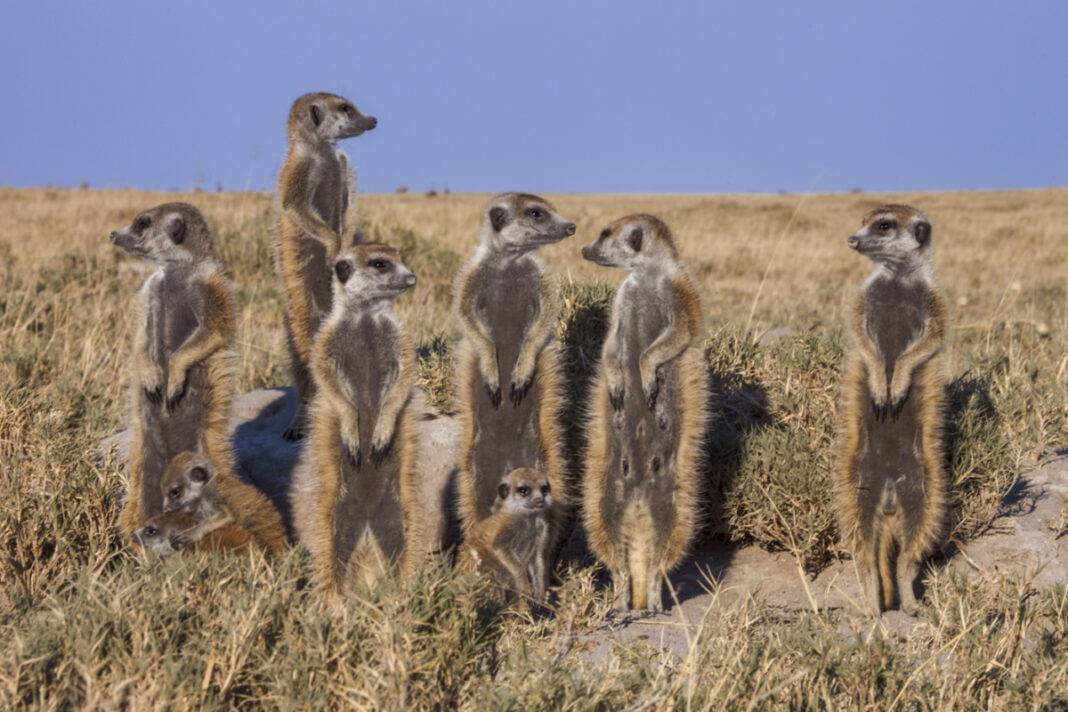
580,215 -> 708,613
110,203 -> 279,541
275,92 -> 378,440
161,451 -> 286,554
464,467 -> 557,605
454,193 -> 575,582
129,510 -> 254,557
836,204 -> 949,616
290,242 -> 422,594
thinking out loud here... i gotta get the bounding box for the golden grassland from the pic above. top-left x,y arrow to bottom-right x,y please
1,187 -> 1066,708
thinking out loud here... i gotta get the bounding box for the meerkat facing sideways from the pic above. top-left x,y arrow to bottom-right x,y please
465,468 -> 557,605
835,204 -> 949,616
290,242 -> 422,594
129,510 -> 254,557
110,203 -> 275,541
581,214 -> 708,612
161,451 -> 286,554
275,92 -> 378,440
454,193 -> 575,585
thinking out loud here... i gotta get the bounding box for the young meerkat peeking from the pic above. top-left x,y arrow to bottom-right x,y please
160,451 -> 286,554
453,193 -> 575,592
110,203 -> 277,541
275,92 -> 378,440
580,214 -> 708,613
129,510 -> 254,558
835,204 -> 949,616
290,242 -> 422,595
464,467 -> 557,606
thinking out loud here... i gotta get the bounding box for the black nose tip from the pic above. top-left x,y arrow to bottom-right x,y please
847,235 -> 860,248
109,231 -> 120,243
581,245 -> 593,260
367,116 -> 378,129
564,222 -> 576,236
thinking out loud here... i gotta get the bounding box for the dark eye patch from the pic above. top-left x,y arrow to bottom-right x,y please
526,207 -> 545,220
876,220 -> 895,232
369,258 -> 392,271
133,215 -> 151,232
627,227 -> 643,252
144,525 -> 158,537
517,486 -> 530,496
599,227 -> 612,241
168,486 -> 182,499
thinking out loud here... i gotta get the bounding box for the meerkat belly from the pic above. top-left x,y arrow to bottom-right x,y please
601,298 -> 680,547
139,277 -> 209,517
470,263 -> 543,517
857,280 -> 931,535
332,318 -> 406,568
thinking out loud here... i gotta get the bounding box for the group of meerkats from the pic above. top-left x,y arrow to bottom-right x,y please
111,92 -> 948,617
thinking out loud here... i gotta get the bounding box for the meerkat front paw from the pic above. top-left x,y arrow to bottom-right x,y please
165,371 -> 188,411
641,368 -> 661,410
887,378 -> 911,419
141,365 -> 165,405
485,383 -> 502,409
509,372 -> 533,407
341,430 -> 362,467
369,425 -> 394,463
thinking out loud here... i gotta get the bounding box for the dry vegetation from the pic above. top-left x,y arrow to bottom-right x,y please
1,187 -> 1066,708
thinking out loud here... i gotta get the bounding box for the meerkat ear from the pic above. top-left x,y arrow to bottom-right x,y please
167,216 -> 186,244
914,221 -> 931,246
189,466 -> 209,483
627,227 -> 643,252
497,483 -> 510,499
310,104 -> 324,127
489,206 -> 508,232
335,260 -> 353,284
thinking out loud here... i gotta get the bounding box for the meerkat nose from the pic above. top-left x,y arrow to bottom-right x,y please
109,231 -> 121,244
564,222 -> 576,236
405,273 -> 416,286
367,116 -> 378,129
847,235 -> 860,248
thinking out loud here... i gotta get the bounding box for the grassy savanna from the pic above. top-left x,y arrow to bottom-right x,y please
1,187 -> 1066,708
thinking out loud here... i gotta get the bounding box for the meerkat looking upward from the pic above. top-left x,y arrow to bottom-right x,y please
581,214 -> 708,613
161,451 -> 286,554
454,193 -> 575,587
110,203 -> 276,542
835,204 -> 949,616
465,468 -> 557,605
275,92 -> 378,440
290,242 -> 422,595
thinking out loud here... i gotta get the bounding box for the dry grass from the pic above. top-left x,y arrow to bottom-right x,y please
1,187 -> 1066,708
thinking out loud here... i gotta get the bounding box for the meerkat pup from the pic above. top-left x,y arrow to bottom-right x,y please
275,92 -> 378,440
160,451 -> 286,554
290,242 -> 422,594
129,511 -> 254,558
580,214 -> 708,613
465,468 -> 557,605
454,193 -> 575,589
109,203 -> 280,543
836,204 -> 949,616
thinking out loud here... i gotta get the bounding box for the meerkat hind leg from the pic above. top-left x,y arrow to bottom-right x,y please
645,569 -> 665,614
613,568 -> 631,612
896,553 -> 920,616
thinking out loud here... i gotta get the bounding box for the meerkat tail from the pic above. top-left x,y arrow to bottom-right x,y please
878,525 -> 895,611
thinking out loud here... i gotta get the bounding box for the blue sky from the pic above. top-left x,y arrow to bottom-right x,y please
1,1 -> 1065,193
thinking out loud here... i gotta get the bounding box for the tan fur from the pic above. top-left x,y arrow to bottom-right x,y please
159,452 -> 286,554
132,511 -> 255,555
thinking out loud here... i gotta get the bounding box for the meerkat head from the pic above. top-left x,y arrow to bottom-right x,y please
848,204 -> 932,272
332,242 -> 416,307
289,92 -> 377,143
581,214 -> 678,270
161,451 -> 213,513
481,193 -> 576,254
109,202 -> 216,264
129,511 -> 195,557
494,467 -> 552,515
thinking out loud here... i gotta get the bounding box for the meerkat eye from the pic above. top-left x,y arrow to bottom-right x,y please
133,215 -> 151,232
526,207 -> 545,221
189,466 -> 209,483
168,486 -> 182,499
599,227 -> 612,241
369,259 -> 392,272
517,486 -> 530,497
144,525 -> 158,537
877,220 -> 894,232
540,484 -> 550,496
497,483 -> 510,499
340,104 -> 354,115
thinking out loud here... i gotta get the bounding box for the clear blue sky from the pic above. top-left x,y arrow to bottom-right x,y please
2,1 -> 1065,193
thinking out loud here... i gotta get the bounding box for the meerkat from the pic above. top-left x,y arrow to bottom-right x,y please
454,193 -> 575,588
110,203 -> 279,545
129,510 -> 254,557
160,451 -> 286,554
835,204 -> 949,616
275,92 -> 378,440
464,468 -> 557,605
580,214 -> 708,613
290,242 -> 422,594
